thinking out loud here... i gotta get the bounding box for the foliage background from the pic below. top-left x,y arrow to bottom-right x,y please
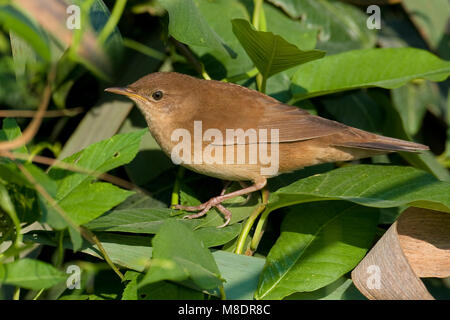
0,0 -> 449,300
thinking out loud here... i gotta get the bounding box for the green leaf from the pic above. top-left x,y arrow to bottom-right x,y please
85,208 -> 241,247
213,250 -> 266,300
122,271 -> 204,300
138,280 -> 204,300
0,118 -> 27,154
84,208 -> 199,234
0,4 -> 51,62
174,0 -> 251,78
268,165 -> 450,213
370,90 -> 450,181
193,224 -> 241,248
47,130 -> 146,225
25,231 -> 153,272
255,202 -> 379,300
267,0 -> 376,54
402,0 -> 450,50
285,277 -> 365,300
232,19 -> 325,79
140,220 -> 222,290
159,0 -> 230,56
391,81 -> 439,136
57,181 -> 132,227
0,258 -> 66,290
291,48 -> 450,100
263,3 -> 318,52
320,91 -> 384,134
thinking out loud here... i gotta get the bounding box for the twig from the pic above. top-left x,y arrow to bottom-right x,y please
0,68 -> 55,151
0,107 -> 84,118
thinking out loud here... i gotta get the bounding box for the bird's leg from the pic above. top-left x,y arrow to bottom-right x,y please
173,181 -> 231,212
175,178 -> 267,228
238,181 -> 252,205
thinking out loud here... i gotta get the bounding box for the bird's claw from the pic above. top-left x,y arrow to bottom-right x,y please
175,198 -> 232,228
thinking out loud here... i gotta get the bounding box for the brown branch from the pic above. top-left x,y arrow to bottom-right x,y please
0,68 -> 55,151
0,107 -> 85,118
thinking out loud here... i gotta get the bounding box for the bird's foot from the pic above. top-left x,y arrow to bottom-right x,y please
173,197 -> 232,228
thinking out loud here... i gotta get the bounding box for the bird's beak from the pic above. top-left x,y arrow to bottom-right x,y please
105,87 -> 145,101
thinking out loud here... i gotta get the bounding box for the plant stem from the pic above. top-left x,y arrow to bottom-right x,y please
252,0 -> 264,30
171,166 -> 185,207
223,67 -> 259,83
97,0 -> 127,45
249,189 -> 270,252
13,286 -> 20,300
234,189 -> 269,255
219,285 -> 227,300
32,289 -> 45,300
123,38 -> 166,61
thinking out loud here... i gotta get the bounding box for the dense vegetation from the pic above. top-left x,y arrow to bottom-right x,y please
0,0 -> 449,300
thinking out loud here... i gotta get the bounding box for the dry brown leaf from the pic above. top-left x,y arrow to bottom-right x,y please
352,207 -> 450,300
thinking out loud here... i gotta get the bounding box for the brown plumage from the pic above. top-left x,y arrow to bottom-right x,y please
106,72 -> 428,227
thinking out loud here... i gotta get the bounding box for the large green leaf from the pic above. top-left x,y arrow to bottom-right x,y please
159,0 -> 230,56
47,130 -> 146,225
263,3 -> 318,52
291,48 -> 450,100
84,207 -> 241,248
232,19 -> 325,79
165,0 -> 252,78
268,165 -> 450,213
0,258 -> 66,290
255,202 -> 379,300
24,231 -> 153,272
213,250 -> 266,300
139,220 -> 222,290
267,0 -> 376,54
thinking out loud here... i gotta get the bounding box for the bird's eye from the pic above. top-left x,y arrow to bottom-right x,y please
152,91 -> 163,100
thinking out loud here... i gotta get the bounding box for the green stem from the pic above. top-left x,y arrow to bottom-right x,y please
171,166 -> 185,207
97,0 -> 127,45
234,203 -> 266,255
222,67 -> 259,83
260,76 -> 267,94
249,189 -> 270,253
13,286 -> 20,300
252,0 -> 264,30
250,208 -> 271,251
32,289 -> 45,300
219,285 -> 227,300
123,38 -> 166,61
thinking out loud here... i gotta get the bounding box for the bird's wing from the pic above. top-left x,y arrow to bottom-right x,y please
208,102 -> 349,145
254,103 -> 349,143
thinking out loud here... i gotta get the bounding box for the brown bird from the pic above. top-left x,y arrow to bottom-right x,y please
106,72 -> 429,227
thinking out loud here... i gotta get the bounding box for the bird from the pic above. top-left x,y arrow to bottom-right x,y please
105,72 -> 429,227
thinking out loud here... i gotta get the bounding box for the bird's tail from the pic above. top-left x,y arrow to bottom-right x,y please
335,130 -> 429,153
